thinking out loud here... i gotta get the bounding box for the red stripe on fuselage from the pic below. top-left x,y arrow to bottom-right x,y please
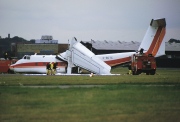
11,62 -> 67,68
105,57 -> 131,66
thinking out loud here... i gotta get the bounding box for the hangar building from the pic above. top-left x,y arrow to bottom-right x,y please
81,40 -> 180,68
15,39 -> 180,68
16,36 -> 68,58
16,44 -> 68,58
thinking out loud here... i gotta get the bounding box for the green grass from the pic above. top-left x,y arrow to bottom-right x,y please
0,68 -> 180,122
0,68 -> 180,86
0,85 -> 180,122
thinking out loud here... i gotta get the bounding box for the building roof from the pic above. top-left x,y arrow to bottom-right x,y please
165,42 -> 180,51
84,40 -> 180,51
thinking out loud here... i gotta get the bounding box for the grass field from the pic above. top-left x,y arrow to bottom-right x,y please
0,68 -> 180,122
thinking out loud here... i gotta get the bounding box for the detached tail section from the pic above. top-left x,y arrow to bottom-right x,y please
139,18 -> 166,57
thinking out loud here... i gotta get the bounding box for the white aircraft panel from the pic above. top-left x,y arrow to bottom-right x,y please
71,41 -> 111,74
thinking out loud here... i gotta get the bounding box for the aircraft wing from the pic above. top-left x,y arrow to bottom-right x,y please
58,37 -> 111,74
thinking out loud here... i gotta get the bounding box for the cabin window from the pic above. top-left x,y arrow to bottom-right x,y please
27,56 -> 30,60
24,56 -> 26,59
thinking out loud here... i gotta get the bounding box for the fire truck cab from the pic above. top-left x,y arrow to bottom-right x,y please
131,53 -> 156,75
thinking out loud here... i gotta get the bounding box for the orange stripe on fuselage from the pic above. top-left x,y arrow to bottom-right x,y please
145,26 -> 165,56
151,27 -> 166,56
105,57 -> 131,66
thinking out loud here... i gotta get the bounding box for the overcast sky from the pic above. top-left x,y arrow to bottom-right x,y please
0,0 -> 180,43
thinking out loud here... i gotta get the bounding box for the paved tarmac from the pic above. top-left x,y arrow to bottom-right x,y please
11,85 -> 106,89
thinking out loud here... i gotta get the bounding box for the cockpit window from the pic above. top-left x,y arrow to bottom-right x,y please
23,55 -> 30,60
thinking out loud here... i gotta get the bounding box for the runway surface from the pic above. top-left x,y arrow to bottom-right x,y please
18,85 -> 105,89
23,73 -> 121,76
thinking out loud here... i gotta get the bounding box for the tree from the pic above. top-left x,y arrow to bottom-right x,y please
168,38 -> 180,43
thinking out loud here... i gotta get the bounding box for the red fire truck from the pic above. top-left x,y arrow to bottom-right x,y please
0,59 -> 17,73
131,53 -> 156,75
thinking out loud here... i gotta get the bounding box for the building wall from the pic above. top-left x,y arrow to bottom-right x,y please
16,44 -> 68,58
58,44 -> 68,53
156,58 -> 180,68
17,44 -> 59,58
35,39 -> 58,44
17,44 -> 58,52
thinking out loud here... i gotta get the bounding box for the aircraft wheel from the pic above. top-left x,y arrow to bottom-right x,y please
146,71 -> 150,75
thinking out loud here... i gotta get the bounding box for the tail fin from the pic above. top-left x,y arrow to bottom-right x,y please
138,18 -> 166,57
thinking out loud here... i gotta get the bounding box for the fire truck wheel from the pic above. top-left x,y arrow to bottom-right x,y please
132,70 -> 141,75
146,71 -> 150,75
132,71 -> 135,75
150,70 -> 155,75
136,70 -> 141,75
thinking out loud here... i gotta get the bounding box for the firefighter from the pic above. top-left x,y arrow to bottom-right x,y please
46,62 -> 51,75
128,63 -> 132,75
53,62 -> 57,75
46,63 -> 50,75
139,48 -> 144,55
4,52 -> 8,60
50,62 -> 54,75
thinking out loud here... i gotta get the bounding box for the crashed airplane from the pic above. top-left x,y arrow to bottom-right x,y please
10,18 -> 166,74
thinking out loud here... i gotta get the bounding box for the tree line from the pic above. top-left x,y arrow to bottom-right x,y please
168,38 -> 180,43
0,36 -> 31,58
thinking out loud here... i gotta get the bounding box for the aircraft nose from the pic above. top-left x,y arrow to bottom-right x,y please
9,65 -> 14,71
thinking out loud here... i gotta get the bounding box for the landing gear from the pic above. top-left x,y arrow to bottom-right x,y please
72,67 -> 82,74
150,69 -> 156,75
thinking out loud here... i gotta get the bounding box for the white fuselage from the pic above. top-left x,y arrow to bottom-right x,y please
10,55 -> 67,73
